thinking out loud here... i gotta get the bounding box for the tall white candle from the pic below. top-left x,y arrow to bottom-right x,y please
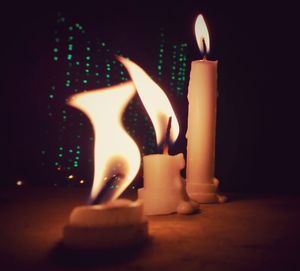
186,14 -> 224,203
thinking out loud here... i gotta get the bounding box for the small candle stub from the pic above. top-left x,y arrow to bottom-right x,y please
63,199 -> 148,250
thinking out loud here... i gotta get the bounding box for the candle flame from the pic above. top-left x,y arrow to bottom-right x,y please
68,82 -> 141,203
117,56 -> 180,146
195,14 -> 210,55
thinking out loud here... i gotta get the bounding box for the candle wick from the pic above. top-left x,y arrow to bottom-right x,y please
163,116 -> 172,154
88,174 -> 123,205
202,38 -> 207,60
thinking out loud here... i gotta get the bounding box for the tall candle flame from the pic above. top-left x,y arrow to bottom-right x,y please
195,14 -> 210,55
117,56 -> 180,146
68,82 -> 141,203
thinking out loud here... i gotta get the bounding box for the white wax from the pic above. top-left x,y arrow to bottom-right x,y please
186,59 -> 220,203
63,199 -> 148,250
69,199 -> 144,227
139,153 -> 197,215
143,153 -> 185,190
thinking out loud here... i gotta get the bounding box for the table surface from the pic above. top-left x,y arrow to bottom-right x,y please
0,188 -> 300,271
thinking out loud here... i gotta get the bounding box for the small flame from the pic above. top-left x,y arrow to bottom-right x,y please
195,14 -> 210,55
117,56 -> 180,146
68,82 -> 140,202
16,180 -> 23,186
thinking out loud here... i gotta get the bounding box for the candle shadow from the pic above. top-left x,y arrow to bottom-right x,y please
50,238 -> 152,267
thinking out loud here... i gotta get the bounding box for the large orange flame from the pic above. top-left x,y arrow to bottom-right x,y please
117,56 -> 180,146
68,82 -> 141,202
195,14 -> 210,54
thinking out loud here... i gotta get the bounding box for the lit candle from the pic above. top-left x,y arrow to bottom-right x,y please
118,56 -> 198,215
63,82 -> 148,250
186,14 -> 226,203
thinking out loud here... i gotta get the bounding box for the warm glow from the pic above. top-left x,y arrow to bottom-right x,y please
68,82 -> 141,202
117,56 -> 180,145
16,180 -> 23,186
195,14 -> 210,54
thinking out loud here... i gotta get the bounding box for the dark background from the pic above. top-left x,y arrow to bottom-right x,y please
1,1 -> 298,193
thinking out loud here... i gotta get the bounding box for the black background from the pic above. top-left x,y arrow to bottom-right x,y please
1,1 -> 299,193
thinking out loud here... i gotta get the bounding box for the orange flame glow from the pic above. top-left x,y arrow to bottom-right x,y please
195,14 -> 210,54
117,56 -> 180,145
68,82 -> 140,202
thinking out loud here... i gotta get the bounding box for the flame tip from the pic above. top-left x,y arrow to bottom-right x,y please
120,57 -> 180,145
195,14 -> 210,55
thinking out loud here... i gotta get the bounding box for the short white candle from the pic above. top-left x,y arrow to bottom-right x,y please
117,56 -> 199,214
138,153 -> 187,215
